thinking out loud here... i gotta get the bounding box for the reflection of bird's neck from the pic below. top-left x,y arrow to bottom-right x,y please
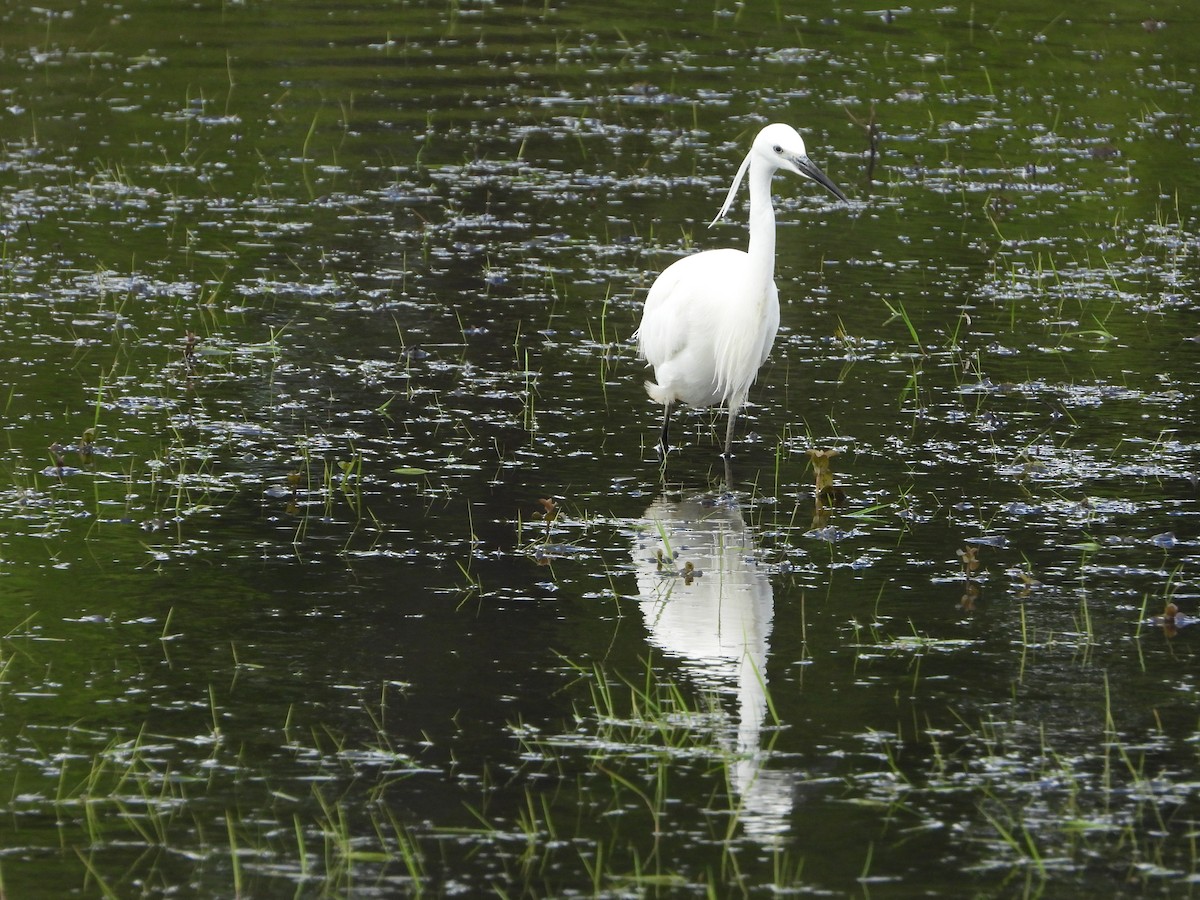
745,160 -> 777,299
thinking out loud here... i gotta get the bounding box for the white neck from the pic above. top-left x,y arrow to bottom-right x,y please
745,159 -> 777,295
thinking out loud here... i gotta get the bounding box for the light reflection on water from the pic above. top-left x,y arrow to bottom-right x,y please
631,495 -> 792,840
0,0 -> 1198,895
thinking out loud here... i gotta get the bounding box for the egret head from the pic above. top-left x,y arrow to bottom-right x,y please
711,123 -> 847,226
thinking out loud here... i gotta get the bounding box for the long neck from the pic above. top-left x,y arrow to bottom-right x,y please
745,160 -> 777,294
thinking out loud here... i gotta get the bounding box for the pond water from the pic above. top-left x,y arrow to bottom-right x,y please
1,0 -> 1199,896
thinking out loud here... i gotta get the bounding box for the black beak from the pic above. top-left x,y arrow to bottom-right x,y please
796,155 -> 848,203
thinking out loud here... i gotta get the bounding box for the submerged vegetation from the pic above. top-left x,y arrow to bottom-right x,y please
0,0 -> 1198,896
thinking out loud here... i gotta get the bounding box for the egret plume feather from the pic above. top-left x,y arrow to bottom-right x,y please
709,150 -> 754,227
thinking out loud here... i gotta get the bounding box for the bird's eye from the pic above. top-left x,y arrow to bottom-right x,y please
772,145 -> 782,154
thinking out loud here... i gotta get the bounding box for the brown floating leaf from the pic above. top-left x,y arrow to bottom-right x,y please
79,428 -> 96,461
960,580 -> 980,612
1158,602 -> 1180,639
808,448 -> 845,510
1017,570 -> 1043,598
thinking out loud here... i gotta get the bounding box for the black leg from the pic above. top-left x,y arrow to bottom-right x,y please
658,402 -> 672,454
722,406 -> 739,460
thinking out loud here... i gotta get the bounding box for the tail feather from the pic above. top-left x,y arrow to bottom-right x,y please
644,380 -> 670,405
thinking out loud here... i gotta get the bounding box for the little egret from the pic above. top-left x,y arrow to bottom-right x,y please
634,123 -> 846,461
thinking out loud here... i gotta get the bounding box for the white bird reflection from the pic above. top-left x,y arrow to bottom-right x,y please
630,495 -> 793,839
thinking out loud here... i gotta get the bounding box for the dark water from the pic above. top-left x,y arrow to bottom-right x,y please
1,1 -> 1199,896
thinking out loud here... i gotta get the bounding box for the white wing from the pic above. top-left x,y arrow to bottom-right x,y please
634,259 -> 691,366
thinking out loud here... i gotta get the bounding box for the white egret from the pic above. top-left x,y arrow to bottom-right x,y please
634,123 -> 847,460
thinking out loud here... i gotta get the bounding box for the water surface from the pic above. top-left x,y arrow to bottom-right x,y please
1,1 -> 1199,896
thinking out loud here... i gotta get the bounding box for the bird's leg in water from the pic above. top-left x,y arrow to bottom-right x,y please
658,402 -> 672,454
722,406 -> 739,461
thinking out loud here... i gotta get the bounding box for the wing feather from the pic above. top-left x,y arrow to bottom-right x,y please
634,261 -> 690,366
